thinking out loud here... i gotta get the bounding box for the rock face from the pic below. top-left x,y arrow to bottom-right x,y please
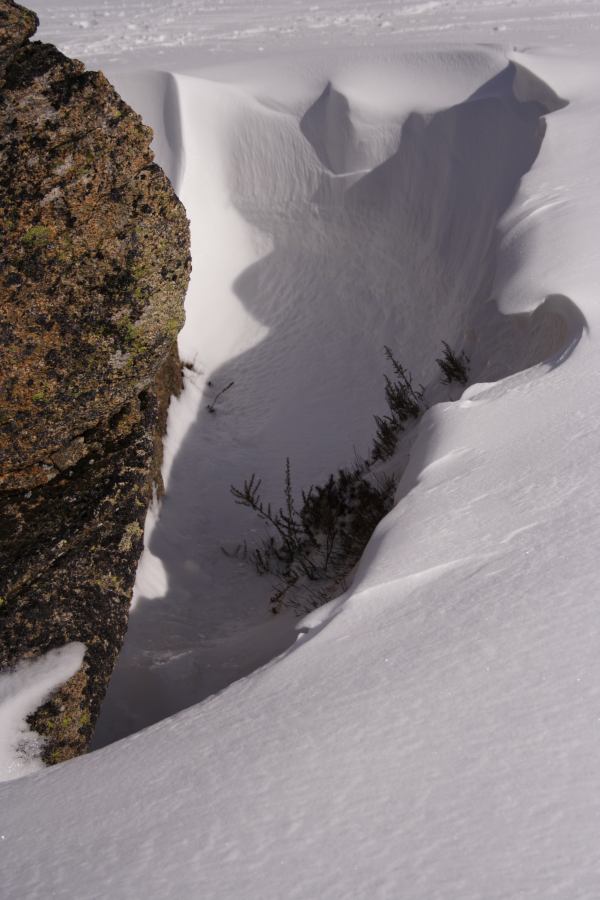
0,0 -> 191,762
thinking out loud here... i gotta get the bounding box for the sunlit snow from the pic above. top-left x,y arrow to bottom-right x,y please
3,0 -> 600,897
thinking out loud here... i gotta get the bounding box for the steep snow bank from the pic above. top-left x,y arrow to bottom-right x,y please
93,50 -> 572,747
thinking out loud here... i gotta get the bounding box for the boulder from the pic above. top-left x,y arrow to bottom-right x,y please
0,0 -> 191,763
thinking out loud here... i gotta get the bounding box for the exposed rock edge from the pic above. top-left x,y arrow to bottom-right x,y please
0,0 -> 191,763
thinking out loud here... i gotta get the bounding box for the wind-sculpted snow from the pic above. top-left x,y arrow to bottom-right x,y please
5,3 -> 600,894
91,51 -> 581,749
300,81 -> 372,175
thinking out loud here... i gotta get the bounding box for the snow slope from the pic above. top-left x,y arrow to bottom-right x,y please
4,1 -> 600,897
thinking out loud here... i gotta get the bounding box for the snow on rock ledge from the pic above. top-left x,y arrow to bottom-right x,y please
0,643 -> 85,781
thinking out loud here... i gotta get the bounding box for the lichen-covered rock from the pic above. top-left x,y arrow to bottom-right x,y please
0,15 -> 190,478
0,0 -> 191,763
0,0 -> 36,79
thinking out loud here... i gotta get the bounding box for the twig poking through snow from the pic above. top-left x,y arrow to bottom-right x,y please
207,380 -> 235,413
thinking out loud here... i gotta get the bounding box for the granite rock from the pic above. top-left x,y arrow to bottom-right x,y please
0,0 -> 191,763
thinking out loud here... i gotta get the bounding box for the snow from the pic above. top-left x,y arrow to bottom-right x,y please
29,0 -> 600,66
94,45 -> 565,746
4,0 -> 600,897
0,643 -> 85,782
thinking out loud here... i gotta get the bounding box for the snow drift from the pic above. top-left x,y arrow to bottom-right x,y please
4,18 -> 600,899
92,50 -> 578,749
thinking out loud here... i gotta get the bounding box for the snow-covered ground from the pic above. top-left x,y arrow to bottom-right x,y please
3,1 -> 600,897
28,0 -> 600,66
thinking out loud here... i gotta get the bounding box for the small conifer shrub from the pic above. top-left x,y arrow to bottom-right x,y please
227,341 -> 467,613
371,347 -> 425,463
229,459 -> 395,614
436,341 -> 469,385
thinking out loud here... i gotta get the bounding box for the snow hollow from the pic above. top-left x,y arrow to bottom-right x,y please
91,48 -> 576,747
